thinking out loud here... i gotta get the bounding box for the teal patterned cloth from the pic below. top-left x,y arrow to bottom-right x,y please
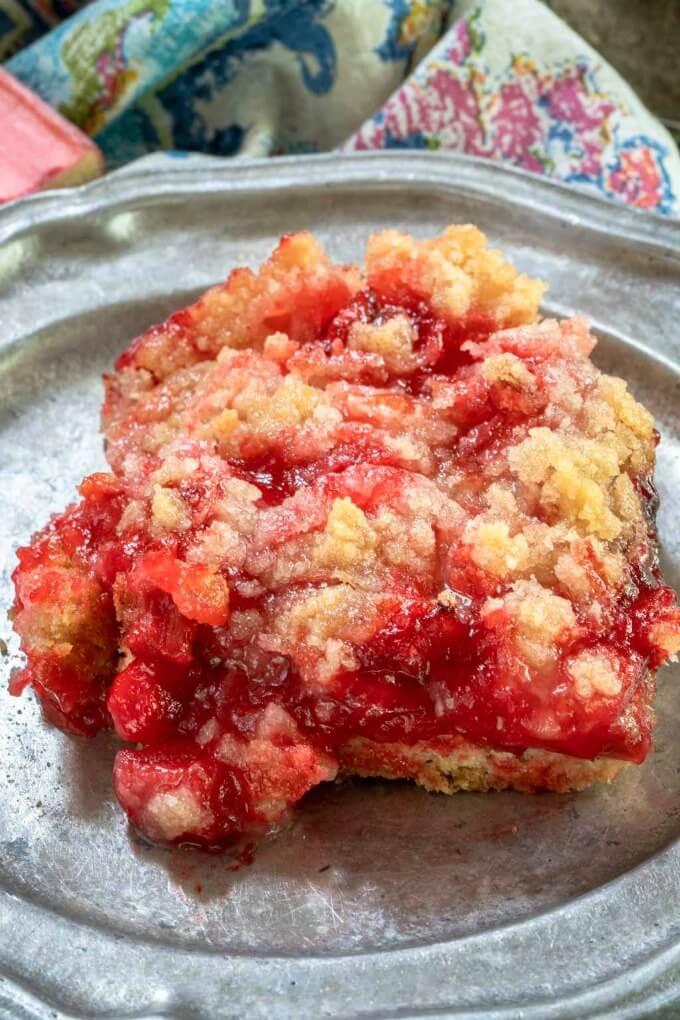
2,0 -> 679,214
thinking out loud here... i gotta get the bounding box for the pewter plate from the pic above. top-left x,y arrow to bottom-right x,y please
1,152 -> 680,1020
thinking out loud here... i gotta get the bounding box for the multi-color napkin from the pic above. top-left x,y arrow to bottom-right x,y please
2,0 -> 678,214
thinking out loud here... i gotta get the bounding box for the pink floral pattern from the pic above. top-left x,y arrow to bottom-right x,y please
346,8 -> 677,215
607,143 -> 670,211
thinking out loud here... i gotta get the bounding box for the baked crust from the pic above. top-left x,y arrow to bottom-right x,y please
338,737 -> 626,794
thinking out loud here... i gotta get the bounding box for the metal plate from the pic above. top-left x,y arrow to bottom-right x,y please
1,152 -> 680,1020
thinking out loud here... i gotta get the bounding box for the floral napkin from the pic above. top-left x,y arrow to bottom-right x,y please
3,0 -> 678,214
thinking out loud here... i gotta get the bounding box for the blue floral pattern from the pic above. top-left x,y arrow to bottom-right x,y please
4,0 -> 454,163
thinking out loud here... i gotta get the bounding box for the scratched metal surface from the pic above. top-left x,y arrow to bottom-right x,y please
0,152 -> 679,1020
